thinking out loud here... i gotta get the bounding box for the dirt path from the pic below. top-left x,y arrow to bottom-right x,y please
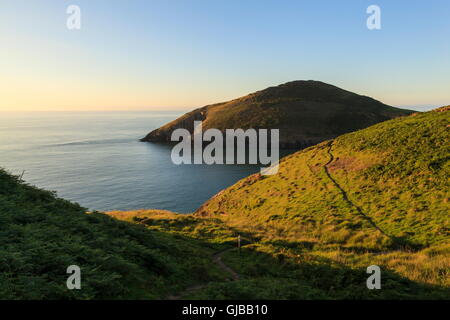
323,142 -> 390,237
167,247 -> 239,300
213,249 -> 240,281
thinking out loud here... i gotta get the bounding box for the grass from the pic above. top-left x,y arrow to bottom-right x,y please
0,172 -> 226,299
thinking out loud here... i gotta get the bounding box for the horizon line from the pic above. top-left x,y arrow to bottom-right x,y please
0,104 -> 442,113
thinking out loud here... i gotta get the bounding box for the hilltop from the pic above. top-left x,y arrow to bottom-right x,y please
141,80 -> 414,148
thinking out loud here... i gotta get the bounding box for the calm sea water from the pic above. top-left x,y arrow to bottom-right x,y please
0,111 -> 259,213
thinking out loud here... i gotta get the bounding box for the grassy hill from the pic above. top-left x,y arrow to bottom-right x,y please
0,171 -> 227,299
141,80 -> 414,148
197,107 -> 449,249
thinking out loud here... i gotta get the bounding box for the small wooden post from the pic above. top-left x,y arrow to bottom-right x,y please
238,235 -> 241,255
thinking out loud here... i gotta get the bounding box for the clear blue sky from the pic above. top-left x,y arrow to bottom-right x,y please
1,0 -> 449,111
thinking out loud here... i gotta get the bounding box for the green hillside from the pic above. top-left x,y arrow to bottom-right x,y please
197,107 -> 449,250
0,171 -> 226,299
141,80 -> 413,148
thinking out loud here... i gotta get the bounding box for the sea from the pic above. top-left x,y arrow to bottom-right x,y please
0,111 -> 260,213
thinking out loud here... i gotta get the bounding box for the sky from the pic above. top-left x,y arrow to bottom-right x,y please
0,0 -> 449,111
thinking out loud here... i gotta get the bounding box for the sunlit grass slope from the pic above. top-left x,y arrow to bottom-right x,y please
198,107 -> 449,249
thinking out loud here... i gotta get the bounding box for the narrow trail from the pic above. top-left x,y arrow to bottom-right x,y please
167,247 -> 239,300
323,142 -> 390,237
213,249 -> 240,281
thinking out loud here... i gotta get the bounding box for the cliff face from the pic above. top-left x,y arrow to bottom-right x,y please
142,107 -> 208,142
141,80 -> 414,148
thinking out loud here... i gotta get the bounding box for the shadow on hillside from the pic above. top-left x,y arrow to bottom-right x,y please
143,227 -> 449,300
112,215 -> 448,299
200,242 -> 450,300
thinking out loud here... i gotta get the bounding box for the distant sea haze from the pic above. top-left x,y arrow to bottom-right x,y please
398,105 -> 436,112
0,111 -> 259,213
